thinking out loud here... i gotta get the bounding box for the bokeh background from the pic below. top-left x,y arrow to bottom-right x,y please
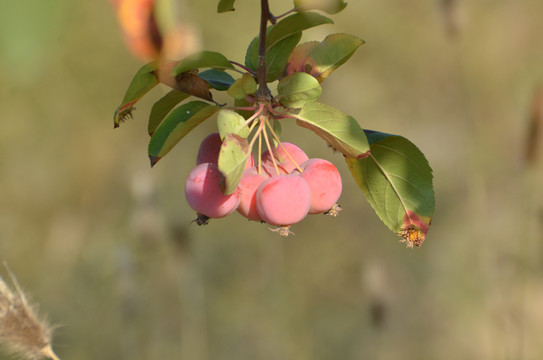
1,0 -> 543,359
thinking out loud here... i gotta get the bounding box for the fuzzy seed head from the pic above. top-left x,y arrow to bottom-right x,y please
0,270 -> 59,360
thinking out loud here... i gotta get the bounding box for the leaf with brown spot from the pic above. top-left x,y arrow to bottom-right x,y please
113,61 -> 159,128
285,33 -> 364,83
345,131 -> 434,248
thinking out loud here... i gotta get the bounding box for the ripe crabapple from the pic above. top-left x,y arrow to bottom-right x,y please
261,142 -> 309,173
185,163 -> 241,218
196,132 -> 222,165
236,167 -> 269,221
196,132 -> 254,168
256,174 -> 311,226
293,158 -> 342,214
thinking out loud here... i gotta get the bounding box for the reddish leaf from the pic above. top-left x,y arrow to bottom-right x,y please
156,61 -> 213,101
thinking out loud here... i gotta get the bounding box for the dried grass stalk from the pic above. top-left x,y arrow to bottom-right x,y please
0,264 -> 60,360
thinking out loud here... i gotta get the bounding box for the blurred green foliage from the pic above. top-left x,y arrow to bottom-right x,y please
1,0 -> 543,359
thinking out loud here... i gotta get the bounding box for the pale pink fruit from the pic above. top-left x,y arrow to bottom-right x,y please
256,174 -> 311,226
261,142 -> 309,173
185,163 -> 240,218
293,158 -> 342,214
196,132 -> 254,169
236,167 -> 269,221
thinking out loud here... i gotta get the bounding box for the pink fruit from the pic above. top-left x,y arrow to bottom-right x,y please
196,132 -> 222,165
236,167 -> 269,221
185,163 -> 241,218
196,132 -> 254,169
260,162 -> 287,177
261,142 -> 309,173
256,174 -> 311,226
293,158 -> 342,214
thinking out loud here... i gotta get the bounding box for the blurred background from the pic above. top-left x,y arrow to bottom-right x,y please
1,0 -> 543,359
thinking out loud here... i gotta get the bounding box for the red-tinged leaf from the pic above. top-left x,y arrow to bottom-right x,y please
285,33 -> 364,83
148,90 -> 190,136
345,131 -> 435,248
148,101 -> 218,166
114,61 -> 159,128
286,41 -> 318,74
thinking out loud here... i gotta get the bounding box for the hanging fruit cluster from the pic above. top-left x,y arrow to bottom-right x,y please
186,131 -> 343,235
113,0 -> 435,247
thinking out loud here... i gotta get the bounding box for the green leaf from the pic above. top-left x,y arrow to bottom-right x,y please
114,62 -> 159,128
293,0 -> 348,14
217,0 -> 235,12
293,102 -> 370,158
267,12 -> 333,50
245,12 -> 332,73
265,33 -> 303,82
286,33 -> 364,83
218,133 -> 251,195
277,72 -> 322,108
227,73 -> 257,100
217,110 -> 250,140
148,101 -> 218,166
198,69 -> 235,91
345,131 -> 434,248
148,90 -> 190,136
173,51 -> 234,76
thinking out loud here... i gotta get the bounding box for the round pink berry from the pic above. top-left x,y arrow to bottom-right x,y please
293,158 -> 342,214
237,167 -> 269,221
185,163 -> 241,218
256,174 -> 311,226
261,142 -> 309,173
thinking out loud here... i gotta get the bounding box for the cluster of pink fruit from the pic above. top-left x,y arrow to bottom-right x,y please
185,133 -> 342,235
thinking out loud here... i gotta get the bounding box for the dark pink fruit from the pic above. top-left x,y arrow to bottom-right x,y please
196,132 -> 254,169
196,132 -> 222,165
185,163 -> 241,218
236,167 -> 269,221
261,142 -> 309,173
293,158 -> 342,214
256,174 -> 311,226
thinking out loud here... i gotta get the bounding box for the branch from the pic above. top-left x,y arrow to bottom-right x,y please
256,0 -> 273,100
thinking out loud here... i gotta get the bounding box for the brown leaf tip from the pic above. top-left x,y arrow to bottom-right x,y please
399,224 -> 425,248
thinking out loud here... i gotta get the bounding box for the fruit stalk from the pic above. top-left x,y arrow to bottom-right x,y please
256,0 -> 273,100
